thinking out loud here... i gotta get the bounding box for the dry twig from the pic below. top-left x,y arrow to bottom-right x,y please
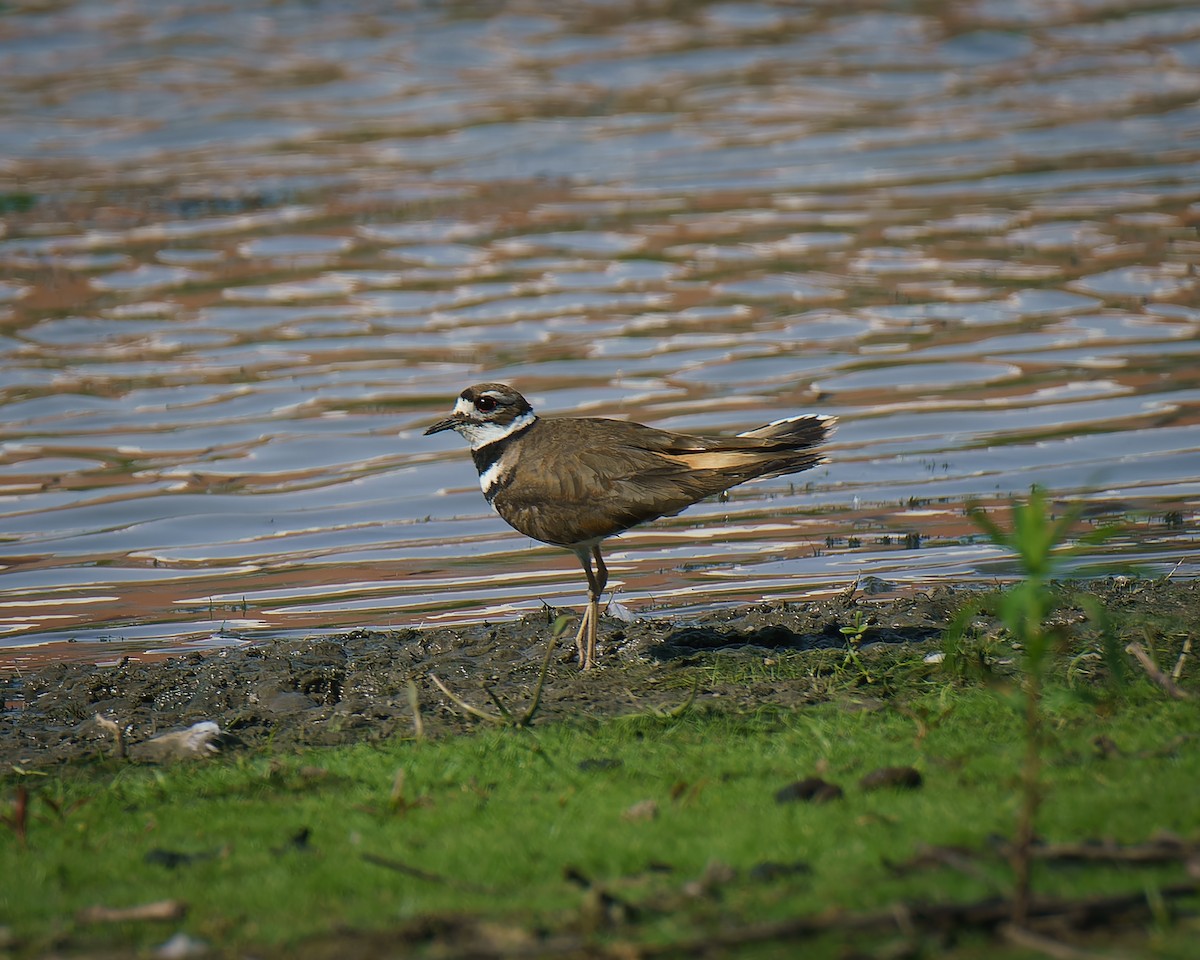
1126,642 -> 1191,699
1171,634 -> 1192,683
1021,836 -> 1199,865
429,617 -> 563,727
429,674 -> 503,723
76,900 -> 187,924
362,852 -> 494,894
1000,922 -> 1127,960
406,679 -> 424,740
885,843 -> 1002,892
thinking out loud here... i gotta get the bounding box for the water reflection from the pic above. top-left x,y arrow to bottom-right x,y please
1,0 -> 1198,664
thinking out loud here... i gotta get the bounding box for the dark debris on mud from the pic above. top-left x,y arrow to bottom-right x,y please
2,578 -> 1195,768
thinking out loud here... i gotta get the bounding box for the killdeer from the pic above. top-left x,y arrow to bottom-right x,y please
424,383 -> 834,669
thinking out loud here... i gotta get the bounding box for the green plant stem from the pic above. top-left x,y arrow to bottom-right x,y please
1012,671 -> 1042,927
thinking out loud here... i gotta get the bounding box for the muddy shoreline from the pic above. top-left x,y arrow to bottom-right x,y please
3,578 -> 1195,768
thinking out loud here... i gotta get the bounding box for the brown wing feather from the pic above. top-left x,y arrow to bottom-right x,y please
492,415 -> 830,547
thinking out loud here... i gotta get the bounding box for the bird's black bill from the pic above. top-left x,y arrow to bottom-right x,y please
423,416 -> 461,436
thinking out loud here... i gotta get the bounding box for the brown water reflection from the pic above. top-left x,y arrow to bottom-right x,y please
1,0 -> 1198,665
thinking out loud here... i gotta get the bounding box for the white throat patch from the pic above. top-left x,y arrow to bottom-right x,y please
457,406 -> 536,451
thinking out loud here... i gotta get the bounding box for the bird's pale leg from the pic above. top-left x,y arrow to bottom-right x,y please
572,549 -> 596,669
571,546 -> 608,670
571,602 -> 593,668
586,546 -> 609,670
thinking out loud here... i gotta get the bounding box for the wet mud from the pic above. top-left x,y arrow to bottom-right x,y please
4,578 -> 1194,769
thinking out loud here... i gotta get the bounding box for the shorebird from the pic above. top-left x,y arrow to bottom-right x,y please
424,383 -> 834,669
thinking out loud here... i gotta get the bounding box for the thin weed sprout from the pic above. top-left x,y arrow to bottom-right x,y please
839,609 -> 874,682
962,485 -> 1122,927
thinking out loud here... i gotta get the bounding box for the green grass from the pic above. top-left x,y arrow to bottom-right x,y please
3,679 -> 1198,957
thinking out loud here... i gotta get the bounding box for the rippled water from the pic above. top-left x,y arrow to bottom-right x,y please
2,0 -> 1198,665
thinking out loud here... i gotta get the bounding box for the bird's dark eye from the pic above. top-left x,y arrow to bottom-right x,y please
476,395 -> 498,413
